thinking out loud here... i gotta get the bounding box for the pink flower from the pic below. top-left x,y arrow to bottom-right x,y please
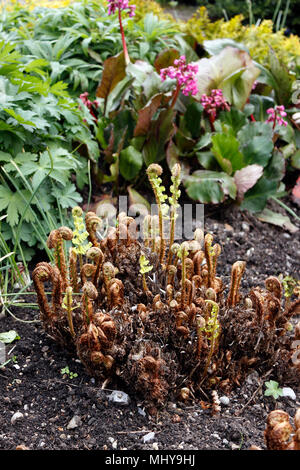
200,89 -> 230,120
251,80 -> 258,91
79,92 -> 98,122
266,105 -> 288,127
107,0 -> 136,17
160,55 -> 199,97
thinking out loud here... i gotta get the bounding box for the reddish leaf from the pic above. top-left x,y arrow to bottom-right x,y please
134,93 -> 163,137
154,48 -> 180,73
292,176 -> 300,207
96,52 -> 126,104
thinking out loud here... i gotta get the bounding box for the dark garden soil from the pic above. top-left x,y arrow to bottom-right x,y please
0,198 -> 299,451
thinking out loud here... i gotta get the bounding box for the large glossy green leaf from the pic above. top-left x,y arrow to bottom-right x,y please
291,150 -> 300,169
268,49 -> 293,106
203,39 -> 250,56
184,102 -> 203,139
237,122 -> 274,167
126,60 -> 162,101
196,151 -> 218,170
211,133 -> 244,174
241,177 -> 279,213
249,94 -> 275,121
184,170 -> 237,203
264,150 -> 285,181
194,47 -> 260,110
142,108 -> 175,166
218,108 -> 247,136
119,146 -> 143,180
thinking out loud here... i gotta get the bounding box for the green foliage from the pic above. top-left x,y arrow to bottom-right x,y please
0,38 -> 98,261
281,276 -> 300,299
0,0 -> 298,247
0,1 -> 180,95
194,46 -> 260,110
190,0 -> 300,34
61,365 -> 78,379
0,145 -> 84,260
184,6 -> 300,68
0,330 -> 20,343
264,380 -> 283,399
71,206 -> 92,255
183,106 -> 286,212
139,253 -> 153,275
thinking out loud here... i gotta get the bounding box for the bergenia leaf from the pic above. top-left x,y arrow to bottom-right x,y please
234,164 -> 264,200
194,47 -> 260,109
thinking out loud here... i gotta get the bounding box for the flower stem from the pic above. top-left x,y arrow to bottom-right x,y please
170,83 -> 181,109
208,114 -> 215,132
118,8 -> 130,66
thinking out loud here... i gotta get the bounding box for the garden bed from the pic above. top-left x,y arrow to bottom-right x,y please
0,201 -> 299,451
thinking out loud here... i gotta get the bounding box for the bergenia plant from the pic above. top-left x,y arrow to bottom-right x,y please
107,0 -> 136,65
160,55 -> 199,108
266,105 -> 288,129
201,89 -> 230,131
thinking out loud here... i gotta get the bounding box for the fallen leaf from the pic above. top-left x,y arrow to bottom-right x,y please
257,208 -> 298,233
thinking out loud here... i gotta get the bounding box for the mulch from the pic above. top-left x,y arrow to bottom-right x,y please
0,198 -> 299,451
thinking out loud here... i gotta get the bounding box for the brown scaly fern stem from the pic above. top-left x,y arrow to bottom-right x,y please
47,227 -> 73,291
250,409 -> 300,450
32,262 -> 73,347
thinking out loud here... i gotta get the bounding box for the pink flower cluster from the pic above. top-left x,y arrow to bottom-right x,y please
79,92 -> 98,122
200,89 -> 230,120
107,0 -> 136,17
160,56 -> 199,97
266,105 -> 288,127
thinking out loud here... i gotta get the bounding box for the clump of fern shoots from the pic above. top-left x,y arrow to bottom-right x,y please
32,164 -> 300,412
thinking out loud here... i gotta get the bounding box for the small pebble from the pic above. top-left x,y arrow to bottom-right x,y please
137,407 -> 146,417
220,396 -> 230,406
67,415 -> 82,430
152,442 -> 159,450
142,432 -> 155,443
282,387 -> 296,401
242,222 -> 250,232
108,437 -> 118,449
108,390 -> 130,406
11,412 -> 24,425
